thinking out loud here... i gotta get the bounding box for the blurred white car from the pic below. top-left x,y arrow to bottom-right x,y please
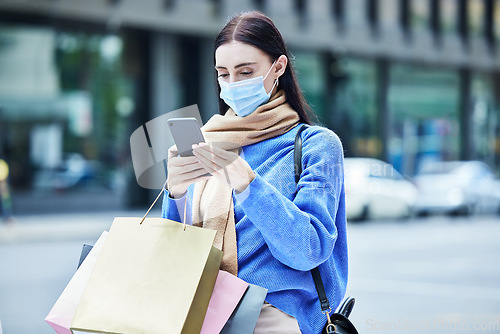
344,158 -> 418,221
413,160 -> 500,216
34,153 -> 109,191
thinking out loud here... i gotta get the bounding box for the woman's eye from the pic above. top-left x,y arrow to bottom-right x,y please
218,73 -> 229,78
241,72 -> 252,76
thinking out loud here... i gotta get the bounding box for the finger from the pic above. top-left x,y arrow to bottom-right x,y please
179,172 -> 212,186
169,164 -> 205,178
193,150 -> 227,177
173,164 -> 210,179
194,144 -> 240,173
169,155 -> 200,168
192,145 -> 229,170
196,142 -> 237,161
192,150 -> 217,172
193,149 -> 224,174
170,168 -> 212,189
194,150 -> 236,188
194,156 -> 230,187
168,145 -> 178,160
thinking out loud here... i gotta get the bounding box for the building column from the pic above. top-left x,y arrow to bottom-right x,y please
141,32 -> 183,203
376,58 -> 390,163
151,32 -> 181,120
324,52 -> 337,129
491,71 -> 500,170
123,28 -> 153,208
323,52 -> 351,153
459,68 -> 473,160
199,38 -> 219,121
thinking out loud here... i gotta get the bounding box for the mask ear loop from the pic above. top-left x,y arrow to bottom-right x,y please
264,59 -> 279,96
266,77 -> 279,96
263,59 -> 278,81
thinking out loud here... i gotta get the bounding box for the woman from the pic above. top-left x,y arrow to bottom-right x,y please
162,11 -> 348,334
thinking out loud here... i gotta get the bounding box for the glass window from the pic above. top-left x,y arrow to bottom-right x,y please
471,73 -> 496,167
389,64 -> 460,176
468,0 -> 485,38
496,0 -> 500,42
327,58 -> 380,158
441,0 -> 458,33
55,31 -> 133,188
346,0 -> 366,28
411,0 -> 430,31
380,0 -> 400,30
0,23 -> 136,212
293,51 -> 326,122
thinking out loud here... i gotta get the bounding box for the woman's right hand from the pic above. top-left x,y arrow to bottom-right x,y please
166,145 -> 211,199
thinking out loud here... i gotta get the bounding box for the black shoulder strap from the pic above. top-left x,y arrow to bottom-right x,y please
294,124 -> 331,313
294,124 -> 308,184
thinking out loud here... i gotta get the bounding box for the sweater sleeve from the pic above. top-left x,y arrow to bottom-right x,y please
233,127 -> 344,271
161,188 -> 193,225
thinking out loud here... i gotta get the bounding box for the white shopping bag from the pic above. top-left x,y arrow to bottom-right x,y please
45,231 -> 108,334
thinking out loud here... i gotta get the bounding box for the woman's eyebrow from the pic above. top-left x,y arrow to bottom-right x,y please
215,62 -> 257,70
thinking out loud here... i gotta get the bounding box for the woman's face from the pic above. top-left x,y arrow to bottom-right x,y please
215,41 -> 286,95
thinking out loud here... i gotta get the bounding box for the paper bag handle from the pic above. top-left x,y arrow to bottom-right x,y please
140,182 -> 188,231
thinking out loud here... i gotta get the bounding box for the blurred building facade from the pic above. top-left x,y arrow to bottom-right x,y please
0,0 -> 499,211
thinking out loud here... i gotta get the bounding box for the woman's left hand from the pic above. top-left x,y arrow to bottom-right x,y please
192,143 -> 255,193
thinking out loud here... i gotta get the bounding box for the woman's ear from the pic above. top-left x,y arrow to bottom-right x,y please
275,55 -> 288,78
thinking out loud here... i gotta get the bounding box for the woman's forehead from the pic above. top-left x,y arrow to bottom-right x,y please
215,41 -> 270,68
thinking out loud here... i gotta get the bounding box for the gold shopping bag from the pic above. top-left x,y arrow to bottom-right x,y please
70,216 -> 222,334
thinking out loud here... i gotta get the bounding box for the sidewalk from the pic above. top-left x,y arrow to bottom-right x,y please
0,209 -> 162,244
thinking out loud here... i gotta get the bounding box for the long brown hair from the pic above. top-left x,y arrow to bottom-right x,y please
214,11 -> 312,124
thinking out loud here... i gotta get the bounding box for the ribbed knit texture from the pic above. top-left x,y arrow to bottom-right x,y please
162,124 -> 348,334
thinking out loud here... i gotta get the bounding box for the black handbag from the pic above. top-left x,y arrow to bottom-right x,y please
294,124 -> 359,334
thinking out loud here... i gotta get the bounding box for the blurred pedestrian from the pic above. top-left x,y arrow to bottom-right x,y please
0,158 -> 13,223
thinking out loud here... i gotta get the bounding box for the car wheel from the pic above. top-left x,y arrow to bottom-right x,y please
403,205 -> 416,220
415,210 -> 429,218
451,209 -> 464,216
455,204 -> 474,216
348,205 -> 369,223
359,205 -> 370,221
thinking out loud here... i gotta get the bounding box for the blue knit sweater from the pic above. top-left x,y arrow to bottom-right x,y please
162,124 -> 348,334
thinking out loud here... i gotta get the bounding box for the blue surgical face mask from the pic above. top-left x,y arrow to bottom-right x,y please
219,60 -> 278,117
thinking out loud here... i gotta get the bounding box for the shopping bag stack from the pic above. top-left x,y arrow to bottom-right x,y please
45,216 -> 268,334
45,231 -> 109,334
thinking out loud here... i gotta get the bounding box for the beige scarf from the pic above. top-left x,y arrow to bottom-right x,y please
191,90 -> 300,275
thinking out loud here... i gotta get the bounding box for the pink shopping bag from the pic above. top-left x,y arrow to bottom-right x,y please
201,270 -> 249,334
45,231 -> 108,334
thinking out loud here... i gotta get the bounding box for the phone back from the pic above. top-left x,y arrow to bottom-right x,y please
168,118 -> 205,156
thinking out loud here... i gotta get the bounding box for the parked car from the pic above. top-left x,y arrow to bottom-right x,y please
344,158 -> 418,221
413,160 -> 500,216
34,153 -> 109,191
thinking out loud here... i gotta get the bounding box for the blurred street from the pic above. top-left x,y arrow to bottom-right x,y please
346,215 -> 500,333
1,213 -> 499,334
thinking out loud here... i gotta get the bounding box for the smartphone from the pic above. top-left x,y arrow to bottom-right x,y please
167,117 -> 205,157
